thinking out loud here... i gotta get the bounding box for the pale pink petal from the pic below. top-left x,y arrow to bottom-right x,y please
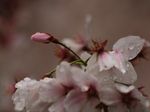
56,61 -> 75,86
87,53 -> 113,85
64,89 -> 87,112
39,78 -> 65,103
129,101 -> 150,112
98,52 -> 114,71
112,62 -> 137,84
71,67 -> 90,91
87,53 -> 99,76
71,66 -> 98,92
131,89 -> 150,108
113,36 -> 146,60
28,101 -> 50,112
110,51 -> 127,74
12,77 -> 40,111
98,86 -> 121,105
115,83 -> 135,93
48,98 -> 65,112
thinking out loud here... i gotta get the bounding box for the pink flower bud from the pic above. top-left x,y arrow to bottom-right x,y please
31,32 -> 53,43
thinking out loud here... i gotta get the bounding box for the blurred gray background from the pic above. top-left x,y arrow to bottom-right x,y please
0,0 -> 150,111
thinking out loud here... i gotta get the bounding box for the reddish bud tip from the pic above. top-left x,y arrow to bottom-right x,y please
6,83 -> 16,95
31,32 -> 54,43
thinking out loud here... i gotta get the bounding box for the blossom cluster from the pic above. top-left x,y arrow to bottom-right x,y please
12,32 -> 150,112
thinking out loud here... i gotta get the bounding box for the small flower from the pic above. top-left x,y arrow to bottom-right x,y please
41,62 -> 100,112
31,32 -> 55,43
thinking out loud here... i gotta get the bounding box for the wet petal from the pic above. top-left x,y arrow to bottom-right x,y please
111,51 -> 127,74
112,62 -> 137,84
87,53 -> 113,85
113,36 -> 146,60
39,78 -> 65,103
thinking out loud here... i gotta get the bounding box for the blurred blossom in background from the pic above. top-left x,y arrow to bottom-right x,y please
0,0 -> 150,111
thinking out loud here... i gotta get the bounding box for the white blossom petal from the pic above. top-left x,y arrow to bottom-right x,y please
56,61 -> 74,86
129,101 -> 150,112
12,77 -> 40,111
98,86 -> 121,105
110,51 -> 127,74
131,89 -> 150,108
98,52 -> 114,71
64,89 -> 87,112
115,83 -> 135,93
48,98 -> 65,112
113,36 -> 146,60
112,62 -> 137,84
86,53 -> 99,76
87,53 -> 113,85
71,66 -> 99,92
39,78 -> 65,103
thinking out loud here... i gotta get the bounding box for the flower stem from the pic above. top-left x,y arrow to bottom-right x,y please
44,68 -> 56,78
44,40 -> 87,78
56,41 -> 87,66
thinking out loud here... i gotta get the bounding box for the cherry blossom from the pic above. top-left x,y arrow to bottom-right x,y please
12,34 -> 150,112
